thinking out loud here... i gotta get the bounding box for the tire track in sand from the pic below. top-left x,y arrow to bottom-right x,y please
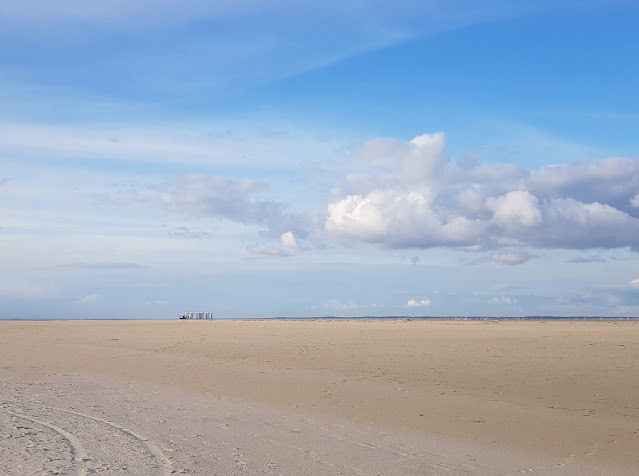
51,405 -> 173,476
4,411 -> 86,476
4,403 -> 171,476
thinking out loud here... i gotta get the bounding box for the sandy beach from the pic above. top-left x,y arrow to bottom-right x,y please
1,319 -> 638,475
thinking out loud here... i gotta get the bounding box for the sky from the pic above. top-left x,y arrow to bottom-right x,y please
2,0 -> 639,318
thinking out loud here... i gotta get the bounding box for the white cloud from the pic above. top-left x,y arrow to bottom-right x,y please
491,296 -> 517,304
325,133 -> 639,254
401,133 -> 448,182
280,231 -> 299,250
326,187 -> 483,248
80,294 -> 99,303
630,278 -> 639,289
491,252 -> 530,266
486,191 -> 542,231
406,299 -> 431,308
631,194 -> 639,207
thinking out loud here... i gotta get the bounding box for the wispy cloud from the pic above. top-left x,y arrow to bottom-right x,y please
161,225 -> 210,239
566,256 -> 606,264
57,262 -> 142,270
155,175 -> 313,238
0,122 -> 343,168
0,1 -> 604,105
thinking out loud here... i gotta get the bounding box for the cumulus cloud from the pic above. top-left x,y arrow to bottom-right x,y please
326,132 -> 494,249
280,231 -> 299,250
630,278 -> 639,289
491,252 -> 530,266
406,299 -> 431,308
98,132 -> 639,259
401,133 -> 448,182
325,187 -> 483,248
324,132 -> 639,255
486,191 -> 542,231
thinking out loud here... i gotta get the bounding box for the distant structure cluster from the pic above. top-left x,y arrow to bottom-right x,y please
180,312 -> 214,319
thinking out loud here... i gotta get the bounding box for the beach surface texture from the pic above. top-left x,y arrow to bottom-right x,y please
1,319 -> 638,475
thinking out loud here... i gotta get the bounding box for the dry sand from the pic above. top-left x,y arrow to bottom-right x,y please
1,319 -> 638,475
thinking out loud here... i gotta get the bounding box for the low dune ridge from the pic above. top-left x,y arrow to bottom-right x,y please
1,319 -> 638,474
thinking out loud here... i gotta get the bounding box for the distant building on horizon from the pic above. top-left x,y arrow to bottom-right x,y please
180,312 -> 214,319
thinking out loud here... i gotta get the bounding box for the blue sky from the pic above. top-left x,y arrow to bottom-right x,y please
2,0 -> 639,318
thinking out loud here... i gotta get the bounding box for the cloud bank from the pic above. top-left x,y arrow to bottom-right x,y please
325,133 -> 639,254
92,131 -> 639,262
